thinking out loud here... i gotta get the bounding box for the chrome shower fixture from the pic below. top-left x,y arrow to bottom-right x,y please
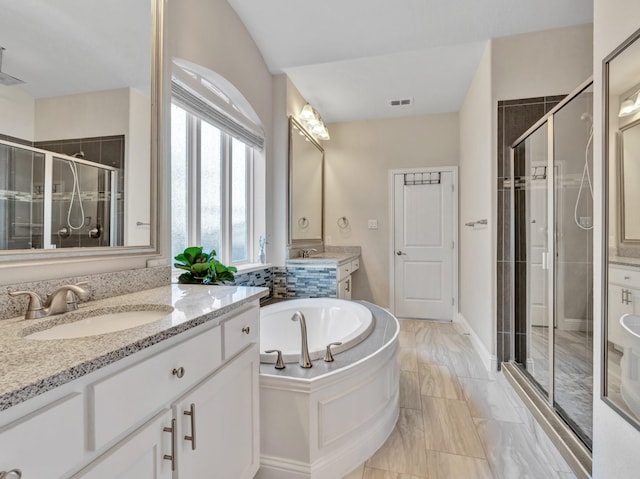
0,47 -> 25,86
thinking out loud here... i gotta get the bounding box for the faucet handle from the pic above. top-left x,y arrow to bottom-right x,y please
8,291 -> 45,319
65,281 -> 90,311
324,342 -> 343,362
264,350 -> 286,369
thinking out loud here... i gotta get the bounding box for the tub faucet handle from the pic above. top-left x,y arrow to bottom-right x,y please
324,342 -> 343,362
264,349 -> 286,369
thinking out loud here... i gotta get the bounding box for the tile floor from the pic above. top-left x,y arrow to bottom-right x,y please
342,319 -> 578,479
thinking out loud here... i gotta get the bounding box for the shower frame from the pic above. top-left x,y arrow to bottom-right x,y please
0,138 -> 119,249
507,77 -> 593,460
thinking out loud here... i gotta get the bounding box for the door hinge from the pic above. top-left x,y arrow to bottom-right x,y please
452,297 -> 454,306
452,241 -> 455,249
452,184 -> 454,193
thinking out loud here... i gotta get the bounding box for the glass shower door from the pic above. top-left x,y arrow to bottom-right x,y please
511,81 -> 594,449
552,86 -> 594,447
513,123 -> 552,397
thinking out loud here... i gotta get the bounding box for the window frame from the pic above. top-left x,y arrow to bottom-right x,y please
171,101 -> 256,267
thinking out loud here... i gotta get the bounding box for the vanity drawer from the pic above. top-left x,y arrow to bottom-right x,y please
0,393 -> 84,478
89,326 -> 222,450
338,263 -> 352,281
609,266 -> 640,287
222,305 -> 259,360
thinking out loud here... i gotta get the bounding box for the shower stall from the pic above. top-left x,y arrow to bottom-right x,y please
0,139 -> 119,250
510,79 -> 594,448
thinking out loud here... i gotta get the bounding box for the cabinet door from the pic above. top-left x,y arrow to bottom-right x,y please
338,277 -> 352,300
0,393 -> 84,479
174,345 -> 259,479
608,284 -> 633,348
74,409 -> 173,479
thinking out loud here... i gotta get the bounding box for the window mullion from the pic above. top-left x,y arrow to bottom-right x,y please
188,115 -> 201,246
247,147 -> 254,263
221,134 -> 232,264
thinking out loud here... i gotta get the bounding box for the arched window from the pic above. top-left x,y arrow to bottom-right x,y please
170,60 -> 265,267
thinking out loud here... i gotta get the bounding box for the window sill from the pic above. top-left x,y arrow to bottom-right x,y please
171,263 -> 272,283
234,263 -> 273,274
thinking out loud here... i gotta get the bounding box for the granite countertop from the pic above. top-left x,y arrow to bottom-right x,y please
259,301 -> 398,380
0,284 -> 268,411
610,255 -> 640,268
286,252 -> 359,265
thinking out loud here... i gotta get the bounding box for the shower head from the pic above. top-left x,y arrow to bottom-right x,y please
580,112 -> 593,123
0,47 -> 25,86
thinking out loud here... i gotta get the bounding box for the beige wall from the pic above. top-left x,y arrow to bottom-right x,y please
0,86 -> 34,141
458,25 -> 593,361
459,42 -> 494,356
169,0 -> 273,263
593,0 -> 640,475
323,113 -> 460,306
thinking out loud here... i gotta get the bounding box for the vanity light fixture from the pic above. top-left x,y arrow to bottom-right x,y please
298,103 -> 330,141
618,90 -> 640,117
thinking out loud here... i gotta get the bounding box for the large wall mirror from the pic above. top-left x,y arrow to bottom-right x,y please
603,27 -> 640,430
288,116 -> 323,245
0,0 -> 162,261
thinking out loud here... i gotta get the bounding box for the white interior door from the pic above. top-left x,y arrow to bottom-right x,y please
393,170 -> 454,320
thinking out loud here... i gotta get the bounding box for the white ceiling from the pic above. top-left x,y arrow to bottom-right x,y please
0,0 -> 150,99
226,0 -> 593,122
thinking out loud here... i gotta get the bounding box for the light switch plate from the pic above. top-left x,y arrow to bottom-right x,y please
368,219 -> 378,230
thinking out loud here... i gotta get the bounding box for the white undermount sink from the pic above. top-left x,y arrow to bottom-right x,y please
621,314 -> 640,339
24,306 -> 175,340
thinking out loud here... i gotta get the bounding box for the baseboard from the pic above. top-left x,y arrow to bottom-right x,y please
454,312 -> 496,371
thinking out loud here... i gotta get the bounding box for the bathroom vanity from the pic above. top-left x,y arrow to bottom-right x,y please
608,260 -> 640,348
0,284 -> 267,478
286,250 -> 360,299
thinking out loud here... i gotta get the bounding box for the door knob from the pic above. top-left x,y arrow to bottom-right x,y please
396,251 -> 407,256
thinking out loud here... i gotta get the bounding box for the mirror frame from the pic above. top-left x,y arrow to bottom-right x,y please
287,116 -> 324,246
0,0 -> 165,265
618,118 -> 640,245
602,25 -> 640,431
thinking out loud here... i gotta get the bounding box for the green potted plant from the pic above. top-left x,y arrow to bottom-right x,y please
174,246 -> 237,285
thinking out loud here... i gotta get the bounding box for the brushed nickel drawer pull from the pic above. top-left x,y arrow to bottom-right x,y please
242,326 -> 251,334
184,403 -> 197,450
172,367 -> 185,378
163,418 -> 177,471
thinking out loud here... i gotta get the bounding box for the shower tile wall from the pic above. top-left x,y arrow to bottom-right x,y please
496,95 -> 566,366
35,135 -> 125,247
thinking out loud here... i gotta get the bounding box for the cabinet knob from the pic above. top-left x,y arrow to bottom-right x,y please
172,367 -> 185,378
0,470 -> 22,479
242,326 -> 251,335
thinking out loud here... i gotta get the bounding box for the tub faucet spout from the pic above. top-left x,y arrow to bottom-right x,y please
291,311 -> 312,368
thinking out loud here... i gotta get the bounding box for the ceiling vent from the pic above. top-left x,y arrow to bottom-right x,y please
389,98 -> 413,107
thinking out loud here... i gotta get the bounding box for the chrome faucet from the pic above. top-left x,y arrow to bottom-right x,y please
291,311 -> 312,368
301,248 -> 318,259
9,283 -> 89,319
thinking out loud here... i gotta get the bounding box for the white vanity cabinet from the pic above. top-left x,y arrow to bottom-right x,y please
0,394 -> 85,478
608,265 -> 640,348
174,344 -> 259,478
337,258 -> 359,300
0,300 -> 261,479
73,409 -> 173,479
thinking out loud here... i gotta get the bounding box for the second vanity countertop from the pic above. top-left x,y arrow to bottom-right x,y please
0,284 -> 268,411
286,252 -> 359,265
